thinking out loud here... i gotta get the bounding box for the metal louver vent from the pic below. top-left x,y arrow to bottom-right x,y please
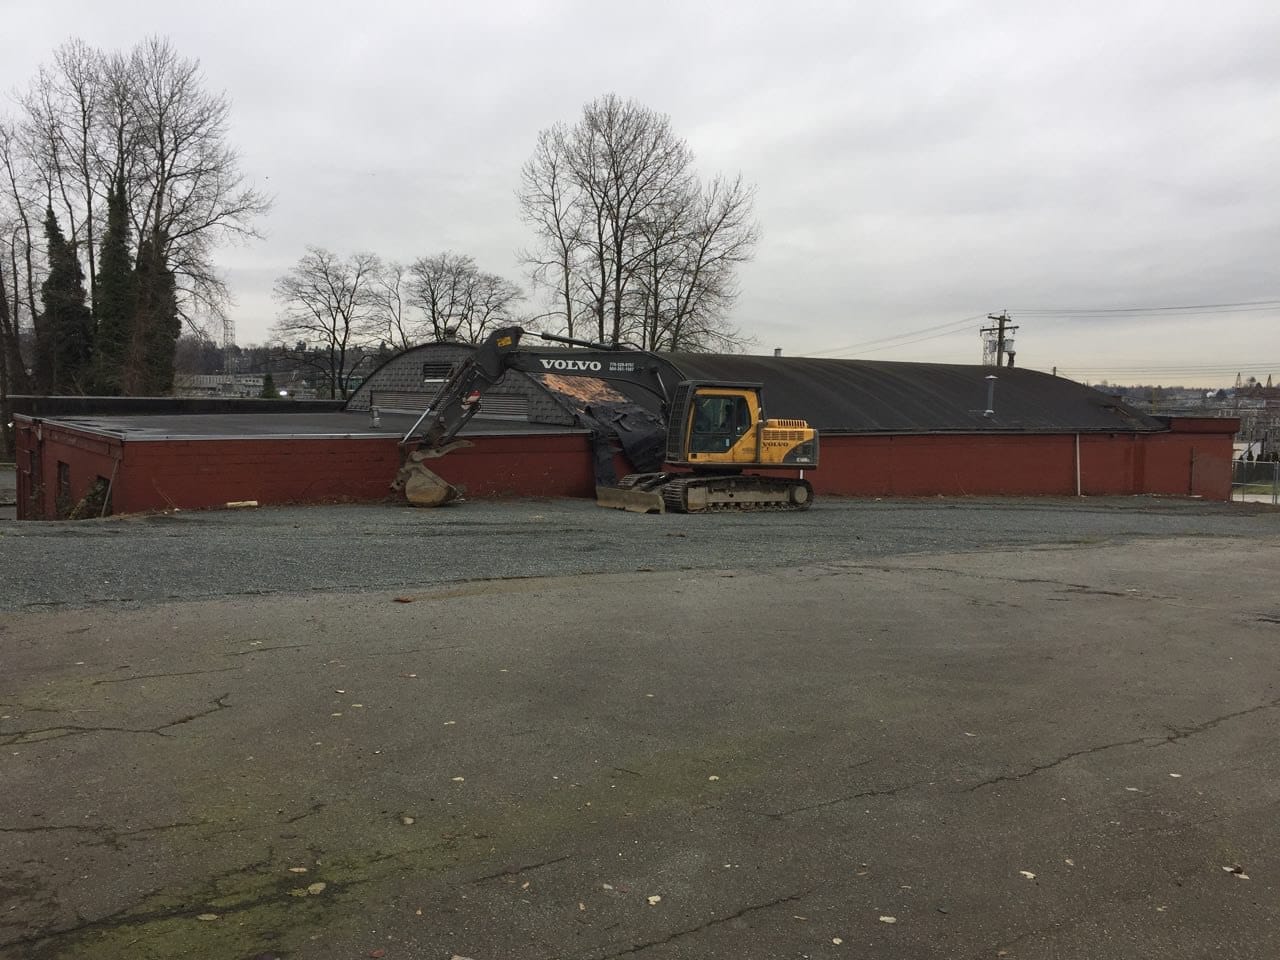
421,362 -> 455,379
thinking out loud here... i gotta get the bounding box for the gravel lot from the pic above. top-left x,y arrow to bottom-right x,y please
3,495 -> 1278,610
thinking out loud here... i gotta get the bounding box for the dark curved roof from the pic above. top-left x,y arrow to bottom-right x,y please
347,340 -> 1167,436
664,354 -> 1165,434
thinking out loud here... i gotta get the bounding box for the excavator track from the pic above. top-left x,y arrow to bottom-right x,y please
660,475 -> 813,513
597,473 -> 813,513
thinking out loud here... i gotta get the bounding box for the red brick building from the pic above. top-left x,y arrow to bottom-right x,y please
12,345 -> 1239,519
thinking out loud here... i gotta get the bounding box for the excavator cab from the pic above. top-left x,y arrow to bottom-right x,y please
664,381 -> 819,471
686,391 -> 753,455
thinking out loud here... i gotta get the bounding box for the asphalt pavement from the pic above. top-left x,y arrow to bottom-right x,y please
2,497 -> 1280,960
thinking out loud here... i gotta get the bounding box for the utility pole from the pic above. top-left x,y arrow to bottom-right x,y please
981,311 -> 1019,367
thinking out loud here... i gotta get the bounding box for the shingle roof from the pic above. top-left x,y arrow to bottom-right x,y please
663,354 -> 1167,434
350,341 -> 1169,436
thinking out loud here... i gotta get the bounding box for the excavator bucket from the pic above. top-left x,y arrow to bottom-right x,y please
595,484 -> 665,514
401,464 -> 464,507
392,440 -> 472,508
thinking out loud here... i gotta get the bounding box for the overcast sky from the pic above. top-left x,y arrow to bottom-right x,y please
5,0 -> 1278,385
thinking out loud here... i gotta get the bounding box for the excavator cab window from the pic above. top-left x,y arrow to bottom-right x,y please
689,394 -> 751,454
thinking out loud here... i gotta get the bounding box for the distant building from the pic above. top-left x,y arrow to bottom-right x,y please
173,374 -> 318,400
175,374 -> 266,398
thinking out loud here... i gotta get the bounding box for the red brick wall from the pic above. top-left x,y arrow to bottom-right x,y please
396,435 -> 600,500
18,428 -> 600,517
14,421 -> 122,519
805,429 -> 1235,499
1139,431 -> 1233,500
16,418 -> 1236,519
116,433 -> 600,512
810,434 -> 1080,497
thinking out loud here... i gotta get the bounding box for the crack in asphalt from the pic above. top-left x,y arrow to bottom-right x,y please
342,644 -> 465,660
1057,585 -> 1134,597
760,779 -> 933,819
965,737 -> 1155,791
0,703 -> 65,714
471,854 -> 571,884
755,696 -> 1280,809
583,890 -> 810,959
1155,696 -> 1280,746
0,694 -> 231,746
844,562 -> 1179,601
92,668 -> 241,685
0,820 -> 213,850
283,803 -> 326,824
225,643 -> 309,656
967,697 -> 1280,791
4,868 -> 365,953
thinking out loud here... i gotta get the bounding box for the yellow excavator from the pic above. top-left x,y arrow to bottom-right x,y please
394,326 -> 819,513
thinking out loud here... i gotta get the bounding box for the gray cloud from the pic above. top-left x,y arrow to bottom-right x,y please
4,0 -> 1277,383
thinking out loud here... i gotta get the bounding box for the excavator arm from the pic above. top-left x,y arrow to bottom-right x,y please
401,326 -> 674,450
394,326 -> 671,506
400,326 -> 527,449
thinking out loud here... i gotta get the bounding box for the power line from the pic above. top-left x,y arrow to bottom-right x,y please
1049,361 -> 1280,373
797,298 -> 1280,363
1012,298 -> 1280,315
1046,366 -> 1280,385
806,314 -> 985,358
853,326 -> 981,356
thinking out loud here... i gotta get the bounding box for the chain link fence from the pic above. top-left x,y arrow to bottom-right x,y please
1232,459 -> 1280,504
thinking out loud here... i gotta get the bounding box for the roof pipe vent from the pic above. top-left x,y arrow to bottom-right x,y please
773,348 -> 782,357
984,375 -> 998,418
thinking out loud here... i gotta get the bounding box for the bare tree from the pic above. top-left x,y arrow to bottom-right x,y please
407,252 -> 523,344
19,40 -> 107,297
457,270 -> 524,344
580,95 -> 693,345
0,121 -> 43,347
0,227 -> 32,455
367,260 -> 419,349
518,94 -> 756,352
271,248 -> 381,399
518,124 -> 583,338
633,183 -> 697,351
126,37 -> 271,332
636,174 -> 758,352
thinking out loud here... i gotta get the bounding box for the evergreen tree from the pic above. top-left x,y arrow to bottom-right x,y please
38,207 -> 95,394
259,372 -> 277,398
91,176 -> 136,395
127,232 -> 180,395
